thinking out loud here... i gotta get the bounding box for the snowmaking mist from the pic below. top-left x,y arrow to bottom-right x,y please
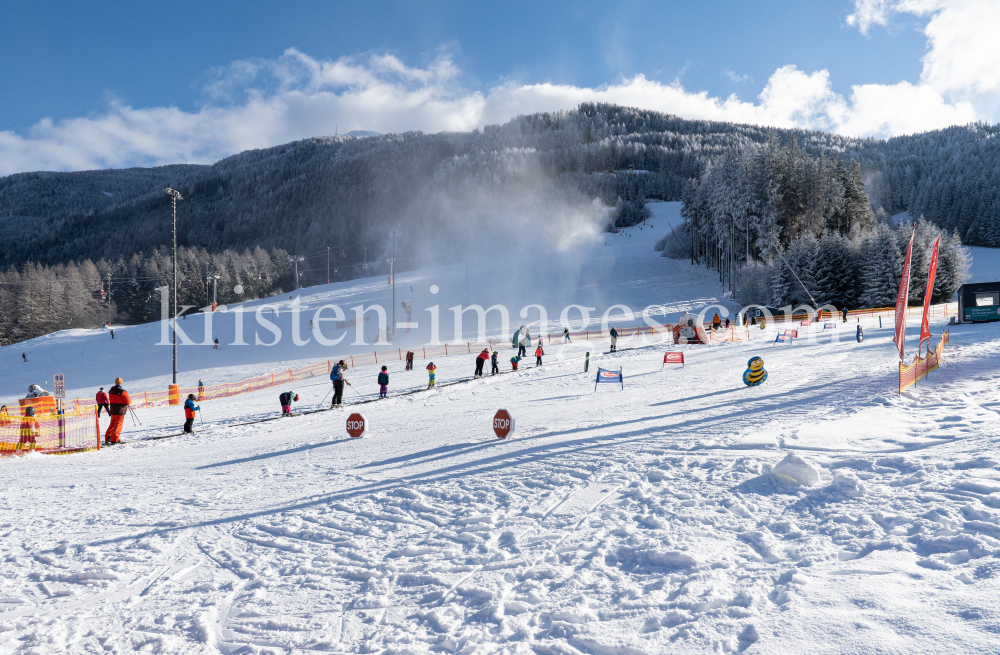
395,149 -> 621,320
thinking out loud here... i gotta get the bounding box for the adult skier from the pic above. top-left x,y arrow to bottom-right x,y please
564,327 -> 571,343
21,353 -> 27,362
106,378 -> 131,445
535,344 -> 544,366
405,351 -> 414,371
490,350 -> 499,375
183,394 -> 201,433
279,390 -> 299,416
19,407 -> 39,451
475,348 -> 489,377
330,360 -> 349,408
378,366 -> 389,399
95,387 -> 110,416
712,313 -> 721,330
609,326 -> 619,352
426,362 -> 437,388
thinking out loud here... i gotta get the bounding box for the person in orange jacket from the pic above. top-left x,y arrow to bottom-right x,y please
106,377 -> 131,445
19,406 -> 40,451
95,387 -> 110,416
183,394 -> 201,433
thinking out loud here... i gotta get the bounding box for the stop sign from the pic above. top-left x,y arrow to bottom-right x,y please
346,412 -> 367,438
493,409 -> 515,439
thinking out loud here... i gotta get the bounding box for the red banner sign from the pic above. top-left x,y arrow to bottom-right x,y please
662,352 -> 684,368
919,236 -> 940,350
893,228 -> 915,361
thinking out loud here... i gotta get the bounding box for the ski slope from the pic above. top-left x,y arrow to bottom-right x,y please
3,203 -> 1000,653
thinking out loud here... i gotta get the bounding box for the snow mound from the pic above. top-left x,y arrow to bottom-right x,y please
823,472 -> 866,499
771,452 -> 822,486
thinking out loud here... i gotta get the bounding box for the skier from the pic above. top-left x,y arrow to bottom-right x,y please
183,394 -> 201,433
712,313 -> 721,331
198,380 -> 205,401
106,378 -> 131,445
405,351 -> 414,371
0,405 -> 9,428
564,327 -> 571,343
535,344 -> 544,366
21,353 -> 27,362
491,350 -> 499,375
378,366 -> 389,399
19,407 -> 40,451
475,348 -> 489,377
279,390 -> 299,416
95,387 -> 110,416
609,326 -> 619,352
724,318 -> 730,329
510,355 -> 520,371
330,360 -> 349,408
842,307 -> 849,323
110,329 -> 115,339
426,362 -> 437,388
213,338 -> 219,349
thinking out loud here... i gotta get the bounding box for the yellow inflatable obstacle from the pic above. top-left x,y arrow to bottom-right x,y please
743,356 -> 767,386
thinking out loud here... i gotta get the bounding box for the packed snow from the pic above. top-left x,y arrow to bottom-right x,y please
3,203 -> 1000,654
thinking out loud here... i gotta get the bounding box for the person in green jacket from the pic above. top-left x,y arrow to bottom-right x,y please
378,366 -> 389,398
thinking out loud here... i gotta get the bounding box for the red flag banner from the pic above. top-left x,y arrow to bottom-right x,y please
919,236 -> 941,348
893,228 -> 915,361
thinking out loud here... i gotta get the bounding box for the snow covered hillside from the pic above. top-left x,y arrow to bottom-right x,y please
3,202 -> 1000,653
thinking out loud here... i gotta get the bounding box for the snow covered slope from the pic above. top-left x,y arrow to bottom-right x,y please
3,203 -> 1000,653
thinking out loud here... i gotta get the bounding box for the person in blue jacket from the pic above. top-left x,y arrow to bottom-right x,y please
183,394 -> 201,433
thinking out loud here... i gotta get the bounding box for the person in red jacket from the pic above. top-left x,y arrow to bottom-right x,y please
475,348 -> 489,378
535,345 -> 544,366
106,377 -> 131,444
95,387 -> 110,416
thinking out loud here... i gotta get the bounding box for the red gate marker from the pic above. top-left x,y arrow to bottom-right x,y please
346,412 -> 367,438
493,409 -> 514,440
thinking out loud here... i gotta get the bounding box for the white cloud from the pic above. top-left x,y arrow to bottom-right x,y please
0,25 -> 993,177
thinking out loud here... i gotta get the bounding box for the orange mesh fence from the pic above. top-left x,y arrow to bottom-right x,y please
0,407 -> 99,456
899,331 -> 948,394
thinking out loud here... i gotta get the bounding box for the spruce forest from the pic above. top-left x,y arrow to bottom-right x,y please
0,103 -> 996,345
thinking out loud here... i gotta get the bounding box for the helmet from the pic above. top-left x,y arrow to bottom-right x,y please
25,407 -> 35,417
188,394 -> 195,400
293,394 -> 299,401
115,377 -> 123,385
99,387 -> 104,391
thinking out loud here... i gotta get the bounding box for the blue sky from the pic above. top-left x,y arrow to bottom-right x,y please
0,0 -> 997,174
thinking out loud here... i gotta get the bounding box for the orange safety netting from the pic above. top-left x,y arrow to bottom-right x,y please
0,408 -> 100,455
899,331 -> 948,394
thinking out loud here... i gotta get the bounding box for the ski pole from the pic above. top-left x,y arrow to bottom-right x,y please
321,386 -> 333,405
349,384 -> 364,397
129,406 -> 142,426
199,409 -> 204,425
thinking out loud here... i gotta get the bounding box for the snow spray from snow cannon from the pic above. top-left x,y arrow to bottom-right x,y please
743,357 -> 767,386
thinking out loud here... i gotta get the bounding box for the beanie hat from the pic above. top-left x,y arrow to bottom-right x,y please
381,366 -> 387,371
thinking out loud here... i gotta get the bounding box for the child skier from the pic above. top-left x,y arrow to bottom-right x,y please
378,366 -> 389,398
510,355 -> 519,371
426,362 -> 437,388
535,345 -> 544,366
19,406 -> 40,451
183,394 -> 201,433
491,350 -> 499,375
279,390 -> 299,416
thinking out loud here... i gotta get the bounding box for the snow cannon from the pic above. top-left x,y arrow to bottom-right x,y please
743,357 -> 767,386
672,312 -> 709,344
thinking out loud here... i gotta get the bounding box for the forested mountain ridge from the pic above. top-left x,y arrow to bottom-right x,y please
1,103 -> 999,278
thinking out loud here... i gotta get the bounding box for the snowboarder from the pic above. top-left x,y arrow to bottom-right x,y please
213,338 -> 219,349
106,378 -> 131,445
535,345 -> 544,366
610,326 -> 619,352
564,327 -> 571,343
510,355 -> 519,371
183,394 -> 201,433
198,380 -> 205,400
279,390 -> 299,416
0,405 -> 10,428
426,362 -> 437,388
491,351 -> 499,375
331,360 -> 349,408
95,387 -> 110,416
378,366 -> 389,398
475,348 -> 489,377
19,407 -> 39,451
405,351 -> 414,371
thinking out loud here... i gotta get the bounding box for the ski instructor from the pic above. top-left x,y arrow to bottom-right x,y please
105,377 -> 131,445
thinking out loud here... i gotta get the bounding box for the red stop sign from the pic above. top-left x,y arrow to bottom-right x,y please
346,413 -> 367,438
493,409 -> 515,439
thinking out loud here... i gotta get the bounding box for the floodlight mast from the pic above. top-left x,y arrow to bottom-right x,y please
166,188 -> 183,385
